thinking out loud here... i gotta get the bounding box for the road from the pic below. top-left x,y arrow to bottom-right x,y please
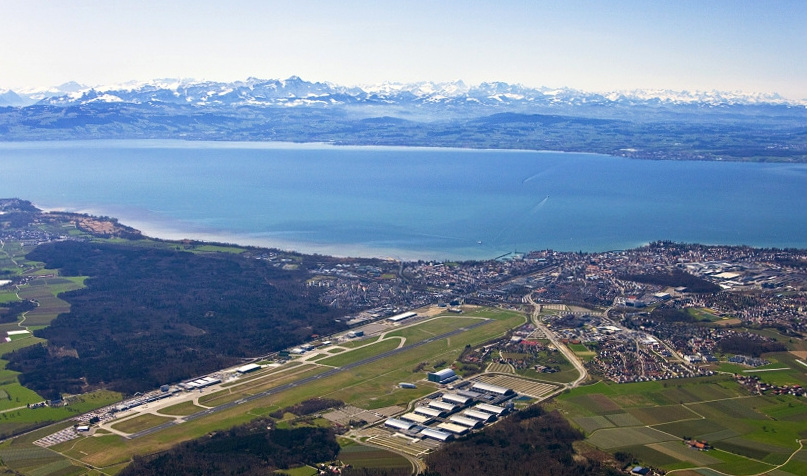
127,318 -> 491,439
525,293 -> 588,388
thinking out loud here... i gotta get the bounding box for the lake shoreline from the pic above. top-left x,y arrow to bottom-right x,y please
5,140 -> 806,260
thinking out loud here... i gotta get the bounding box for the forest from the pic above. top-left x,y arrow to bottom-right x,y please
718,334 -> 787,357
620,269 -> 721,294
269,398 -> 343,419
422,406 -> 619,476
3,241 -> 346,398
117,404 -> 621,476
0,300 -> 36,324
120,419 -> 340,476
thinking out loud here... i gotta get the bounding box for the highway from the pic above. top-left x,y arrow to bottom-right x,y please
127,318 -> 491,439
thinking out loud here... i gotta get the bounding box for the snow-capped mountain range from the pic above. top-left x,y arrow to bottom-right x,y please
1,76 -> 803,109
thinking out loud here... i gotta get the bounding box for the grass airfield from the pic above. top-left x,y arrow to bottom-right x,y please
1,306 -> 525,474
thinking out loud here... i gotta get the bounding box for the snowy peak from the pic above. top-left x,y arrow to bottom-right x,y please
7,77 -> 806,110
0,89 -> 30,107
602,89 -> 794,106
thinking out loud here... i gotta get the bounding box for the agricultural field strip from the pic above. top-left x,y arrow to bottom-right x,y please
125,319 -> 492,440
647,441 -> 721,466
774,439 -> 807,474
365,435 -> 432,457
486,362 -> 514,374
584,395 -> 760,437
583,393 -> 807,472
742,368 -> 791,373
477,375 -> 559,399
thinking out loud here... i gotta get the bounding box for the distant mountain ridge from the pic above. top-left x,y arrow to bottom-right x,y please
2,76 -> 804,109
1,76 -> 806,162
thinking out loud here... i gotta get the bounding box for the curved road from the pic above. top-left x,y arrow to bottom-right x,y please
525,293 -> 588,388
127,319 -> 491,439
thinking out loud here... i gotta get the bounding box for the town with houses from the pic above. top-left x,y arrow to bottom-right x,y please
2,200 -> 807,475
3,202 -> 806,391
301,242 -> 806,386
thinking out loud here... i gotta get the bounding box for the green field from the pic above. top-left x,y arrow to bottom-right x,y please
111,414 -> 174,434
0,445 -> 78,475
15,276 -> 86,327
0,269 -> 88,425
275,465 -> 318,476
687,307 -> 723,322
199,365 -> 329,407
339,336 -> 380,349
318,339 -> 402,367
386,316 -> 481,344
191,244 -> 246,254
338,440 -> 412,471
158,401 -> 205,416
568,343 -> 597,362
220,362 -> 303,388
27,307 -> 524,473
552,375 -> 807,475
742,352 -> 807,387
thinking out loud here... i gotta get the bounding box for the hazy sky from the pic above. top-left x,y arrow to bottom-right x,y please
3,0 -> 806,99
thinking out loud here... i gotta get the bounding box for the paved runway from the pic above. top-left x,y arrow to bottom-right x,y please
128,319 -> 490,439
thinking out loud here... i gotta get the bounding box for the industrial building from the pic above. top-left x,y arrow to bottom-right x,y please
420,428 -> 454,442
236,363 -> 261,374
385,418 -> 415,432
471,382 -> 514,396
448,415 -> 484,429
180,376 -> 221,390
400,412 -> 432,425
474,403 -> 508,416
428,400 -> 459,413
388,311 -> 417,323
414,406 -> 445,418
428,368 -> 458,384
463,409 -> 497,423
442,393 -> 472,406
437,422 -> 469,435
456,389 -> 482,399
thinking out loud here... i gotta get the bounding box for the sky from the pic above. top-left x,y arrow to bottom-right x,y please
2,0 -> 806,100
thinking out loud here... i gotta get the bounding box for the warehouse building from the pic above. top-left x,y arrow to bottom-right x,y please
437,422 -> 469,435
181,376 -> 222,390
463,409 -> 497,423
449,415 -> 484,429
420,428 -> 454,442
474,403 -> 508,416
428,400 -> 459,413
471,382 -> 514,396
414,406 -> 445,418
427,368 -> 458,384
385,418 -> 415,432
400,412 -> 432,425
455,389 -> 482,399
388,311 -> 417,323
442,393 -> 472,406
236,363 -> 261,374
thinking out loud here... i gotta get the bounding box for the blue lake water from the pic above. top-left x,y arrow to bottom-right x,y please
1,140 -> 806,260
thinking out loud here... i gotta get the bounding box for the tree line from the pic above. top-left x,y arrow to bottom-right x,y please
120,419 -> 339,476
4,241 -> 347,398
422,406 -> 620,476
